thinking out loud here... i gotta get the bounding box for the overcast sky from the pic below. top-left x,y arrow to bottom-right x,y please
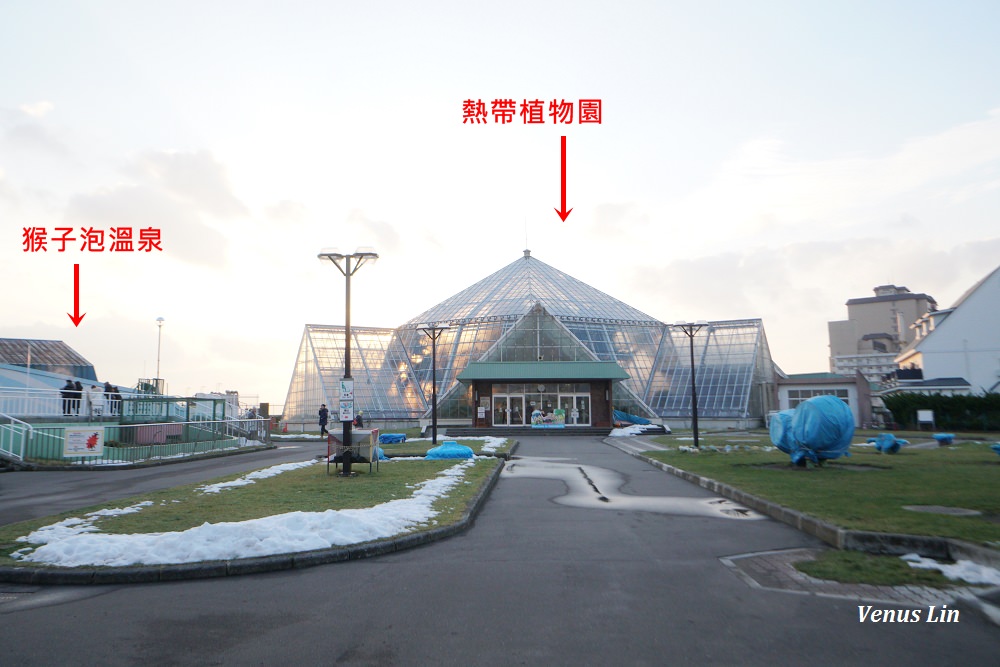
2,1 -> 999,408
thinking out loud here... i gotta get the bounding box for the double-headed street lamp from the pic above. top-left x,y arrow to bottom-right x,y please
417,323 -> 450,446
675,320 -> 709,449
319,247 -> 378,476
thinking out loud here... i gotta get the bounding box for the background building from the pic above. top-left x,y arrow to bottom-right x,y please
892,263 -> 1000,395
282,251 -> 777,431
828,285 -> 936,381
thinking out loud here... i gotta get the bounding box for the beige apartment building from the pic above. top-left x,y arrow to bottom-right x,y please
828,285 -> 936,382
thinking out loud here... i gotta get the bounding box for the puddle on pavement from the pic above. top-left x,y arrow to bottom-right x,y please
502,457 -> 763,520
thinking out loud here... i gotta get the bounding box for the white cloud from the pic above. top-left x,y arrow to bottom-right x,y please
65,184 -> 229,267
127,150 -> 249,219
18,101 -> 54,117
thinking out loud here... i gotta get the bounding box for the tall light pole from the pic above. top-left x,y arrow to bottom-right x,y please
155,316 -> 165,393
675,321 -> 709,449
319,247 -> 378,476
418,323 -> 450,446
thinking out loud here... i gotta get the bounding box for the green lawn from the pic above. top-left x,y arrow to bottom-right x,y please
0,457 -> 502,566
644,433 -> 1000,547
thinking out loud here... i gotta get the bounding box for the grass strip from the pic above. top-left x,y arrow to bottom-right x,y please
0,457 -> 501,565
644,435 -> 1000,546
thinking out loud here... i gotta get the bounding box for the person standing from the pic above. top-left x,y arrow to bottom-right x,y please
61,379 -> 75,416
318,404 -> 330,437
91,385 -> 106,418
73,380 -> 83,415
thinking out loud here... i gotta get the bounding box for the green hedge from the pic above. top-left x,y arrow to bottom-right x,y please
882,392 -> 1000,431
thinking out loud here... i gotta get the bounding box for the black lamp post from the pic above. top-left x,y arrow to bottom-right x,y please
675,321 -> 709,449
319,247 -> 378,476
418,323 -> 450,446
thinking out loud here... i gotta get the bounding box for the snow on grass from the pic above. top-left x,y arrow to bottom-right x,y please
12,459 -> 477,568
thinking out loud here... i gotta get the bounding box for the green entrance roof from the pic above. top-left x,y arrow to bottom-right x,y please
458,361 -> 629,382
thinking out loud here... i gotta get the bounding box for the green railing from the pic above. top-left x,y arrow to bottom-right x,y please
10,418 -> 270,467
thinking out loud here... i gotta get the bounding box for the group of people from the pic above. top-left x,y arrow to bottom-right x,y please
61,380 -> 123,418
318,404 -> 364,437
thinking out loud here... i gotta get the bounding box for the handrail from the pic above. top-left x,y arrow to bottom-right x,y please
0,411 -> 33,462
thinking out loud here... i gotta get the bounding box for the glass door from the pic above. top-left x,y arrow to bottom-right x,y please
493,397 -> 508,426
508,395 -> 525,426
575,395 -> 590,426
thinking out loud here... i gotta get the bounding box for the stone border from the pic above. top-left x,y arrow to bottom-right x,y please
0,447 -> 511,585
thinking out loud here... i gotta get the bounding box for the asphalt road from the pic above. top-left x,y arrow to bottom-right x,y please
1,435 -> 996,666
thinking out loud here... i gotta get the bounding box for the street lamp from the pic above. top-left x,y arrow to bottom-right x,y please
417,323 -> 451,446
155,316 -> 165,393
675,320 -> 709,449
319,247 -> 378,476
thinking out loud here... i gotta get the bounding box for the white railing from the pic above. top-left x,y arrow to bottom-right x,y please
0,386 -> 139,420
0,412 -> 32,462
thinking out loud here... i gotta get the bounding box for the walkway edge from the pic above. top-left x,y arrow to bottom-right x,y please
0,452 -> 509,585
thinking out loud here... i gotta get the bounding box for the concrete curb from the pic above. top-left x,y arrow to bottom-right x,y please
606,437 -> 1000,626
0,451 -> 509,585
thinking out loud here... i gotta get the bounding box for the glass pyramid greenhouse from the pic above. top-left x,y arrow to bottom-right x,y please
282,250 -> 777,427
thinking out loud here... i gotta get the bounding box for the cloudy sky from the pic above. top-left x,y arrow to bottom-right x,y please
2,1 -> 999,408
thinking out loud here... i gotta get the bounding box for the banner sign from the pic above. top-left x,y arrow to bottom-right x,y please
64,427 -> 104,457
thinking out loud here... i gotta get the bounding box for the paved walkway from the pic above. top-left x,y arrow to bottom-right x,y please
2,434 -> 998,666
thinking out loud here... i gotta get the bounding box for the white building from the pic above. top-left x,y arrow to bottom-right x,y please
894,264 -> 1000,395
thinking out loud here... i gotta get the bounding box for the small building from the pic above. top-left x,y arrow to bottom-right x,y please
775,371 -> 872,428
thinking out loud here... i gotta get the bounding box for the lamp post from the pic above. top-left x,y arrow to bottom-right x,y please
417,323 -> 450,446
319,247 -> 378,476
155,316 -> 165,393
675,321 -> 709,449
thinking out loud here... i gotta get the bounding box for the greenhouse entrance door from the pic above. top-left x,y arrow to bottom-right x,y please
493,394 -> 526,426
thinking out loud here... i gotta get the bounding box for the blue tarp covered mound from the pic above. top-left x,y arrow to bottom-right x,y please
379,433 -> 407,444
870,433 -> 903,454
613,410 -> 651,425
374,446 -> 389,461
991,444 -> 1000,457
425,441 -> 474,460
770,395 -> 854,465
932,433 -> 955,446
768,410 -> 797,454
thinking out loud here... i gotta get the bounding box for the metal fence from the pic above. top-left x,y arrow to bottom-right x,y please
0,418 -> 271,467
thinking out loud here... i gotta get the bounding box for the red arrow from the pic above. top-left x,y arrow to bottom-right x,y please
554,135 -> 572,221
67,263 -> 86,327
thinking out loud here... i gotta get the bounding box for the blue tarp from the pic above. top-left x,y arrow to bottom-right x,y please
991,444 -> 1000,457
379,433 -> 407,444
425,441 -> 474,460
770,395 -> 854,465
932,433 -> 955,445
613,410 -> 651,425
374,446 -> 389,461
768,410 -> 797,454
869,433 -> 905,454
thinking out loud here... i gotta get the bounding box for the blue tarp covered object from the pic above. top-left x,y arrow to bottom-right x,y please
770,395 -> 854,465
932,433 -> 955,446
379,433 -> 407,444
869,433 -> 903,454
768,410 -> 797,455
425,441 -> 474,459
613,410 -> 651,425
374,446 -> 389,461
